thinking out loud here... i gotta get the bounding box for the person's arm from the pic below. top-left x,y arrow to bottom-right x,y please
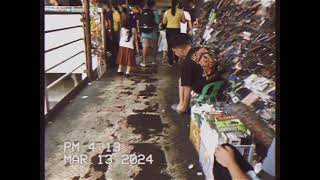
181,10 -> 186,23
215,145 -> 249,180
115,12 -> 121,30
188,19 -> 193,29
105,16 -> 112,33
162,11 -> 168,25
104,13 -> 110,29
158,32 -> 162,46
188,21 -> 193,35
193,18 -> 199,28
181,86 -> 191,111
227,161 -> 250,180
179,61 -> 192,112
134,29 -> 139,55
187,13 -> 193,35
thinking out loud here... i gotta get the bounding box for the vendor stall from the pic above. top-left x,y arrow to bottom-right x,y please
188,0 -> 276,179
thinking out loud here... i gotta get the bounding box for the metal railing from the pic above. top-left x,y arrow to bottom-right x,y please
44,4 -> 106,116
44,6 -> 88,115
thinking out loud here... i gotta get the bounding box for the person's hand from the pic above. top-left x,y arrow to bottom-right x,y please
215,145 -> 237,169
193,20 -> 199,28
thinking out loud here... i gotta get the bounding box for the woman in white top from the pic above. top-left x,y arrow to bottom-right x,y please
158,23 -> 168,63
117,8 -> 138,75
179,3 -> 193,35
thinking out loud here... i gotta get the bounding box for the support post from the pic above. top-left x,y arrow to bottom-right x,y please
83,0 -> 93,80
45,87 -> 49,114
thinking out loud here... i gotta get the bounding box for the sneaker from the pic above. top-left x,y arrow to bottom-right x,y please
171,104 -> 182,114
140,63 -> 146,67
124,71 -> 131,77
167,63 -> 174,68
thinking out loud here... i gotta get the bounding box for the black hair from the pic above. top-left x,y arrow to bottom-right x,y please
105,1 -> 112,10
112,2 -> 120,12
170,33 -> 191,48
121,6 -> 128,15
179,1 -> 190,12
171,0 -> 179,16
147,0 -> 155,8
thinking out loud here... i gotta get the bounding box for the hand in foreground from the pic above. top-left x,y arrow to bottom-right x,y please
215,145 -> 237,168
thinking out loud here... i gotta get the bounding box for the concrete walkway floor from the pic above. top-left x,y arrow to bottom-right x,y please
45,64 -> 205,180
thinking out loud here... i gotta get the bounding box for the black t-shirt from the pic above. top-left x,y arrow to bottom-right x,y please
180,48 -> 208,94
104,10 -> 114,31
180,47 -> 222,94
132,12 -> 141,30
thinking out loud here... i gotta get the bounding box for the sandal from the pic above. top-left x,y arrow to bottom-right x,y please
171,104 -> 183,114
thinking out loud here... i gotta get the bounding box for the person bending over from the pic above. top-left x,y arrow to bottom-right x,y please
170,34 -> 221,113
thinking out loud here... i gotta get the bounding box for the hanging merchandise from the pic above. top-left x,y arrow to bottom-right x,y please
207,8 -> 217,27
189,0 -> 276,179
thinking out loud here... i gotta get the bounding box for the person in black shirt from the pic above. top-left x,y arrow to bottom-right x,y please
170,34 -> 220,113
103,2 -> 115,68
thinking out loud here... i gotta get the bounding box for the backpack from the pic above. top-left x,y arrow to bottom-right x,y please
191,47 -> 217,81
139,9 -> 156,33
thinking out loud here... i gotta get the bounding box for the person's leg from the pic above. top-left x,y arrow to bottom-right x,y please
126,66 -> 131,74
126,48 -> 135,74
106,33 -> 113,68
178,86 -> 191,112
118,65 -> 122,72
178,78 -> 185,107
166,29 -> 173,65
110,33 -> 117,68
142,38 -> 149,65
113,31 -> 120,64
152,38 -> 157,64
163,51 -> 168,63
117,47 -> 123,73
172,29 -> 180,64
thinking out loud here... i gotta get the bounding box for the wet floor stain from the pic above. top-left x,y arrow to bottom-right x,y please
130,143 -> 171,180
71,176 -> 80,180
84,147 -> 114,179
126,114 -> 164,140
143,78 -> 158,83
131,78 -> 142,85
124,87 -> 135,91
134,100 -> 141,103
133,103 -> 159,113
137,67 -> 159,75
120,91 -> 133,96
115,105 -> 126,111
86,149 -> 92,152
138,84 -> 157,97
